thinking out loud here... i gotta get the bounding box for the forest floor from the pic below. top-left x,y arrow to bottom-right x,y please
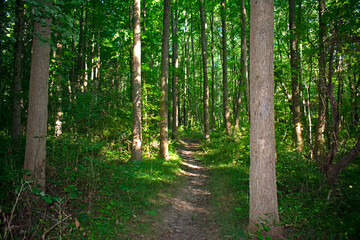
150,138 -> 219,240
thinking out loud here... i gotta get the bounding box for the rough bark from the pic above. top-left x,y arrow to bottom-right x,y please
12,0 -> 25,141
199,0 -> 210,141
160,0 -> 171,160
131,0 -> 142,161
234,0 -> 247,129
289,0 -> 304,151
221,0 -> 231,135
24,3 -> 52,190
248,0 -> 282,237
171,3 -> 179,139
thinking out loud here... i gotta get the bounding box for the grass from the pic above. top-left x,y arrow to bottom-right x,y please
0,127 -> 184,239
198,124 -> 360,240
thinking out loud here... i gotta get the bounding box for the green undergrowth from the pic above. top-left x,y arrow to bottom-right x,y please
0,132 -> 183,239
198,127 -> 250,239
0,97 -> 184,239
200,124 -> 360,240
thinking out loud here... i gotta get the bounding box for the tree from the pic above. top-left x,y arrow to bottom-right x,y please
314,0 -> 327,161
210,10 -> 215,129
24,1 -> 52,190
289,0 -> 304,151
220,0 -> 231,135
171,1 -> 179,139
131,0 -> 142,161
234,0 -> 247,128
12,0 -> 25,141
248,0 -> 282,237
199,0 -> 210,141
159,0 -> 171,160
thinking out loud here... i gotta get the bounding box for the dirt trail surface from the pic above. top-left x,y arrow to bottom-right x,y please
152,138 -> 219,240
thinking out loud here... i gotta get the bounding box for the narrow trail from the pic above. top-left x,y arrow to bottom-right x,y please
152,138 -> 219,240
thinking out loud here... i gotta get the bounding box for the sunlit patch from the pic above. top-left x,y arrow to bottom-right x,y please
349,185 -> 353,189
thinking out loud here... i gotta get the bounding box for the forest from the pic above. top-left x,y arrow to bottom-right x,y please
0,0 -> 359,239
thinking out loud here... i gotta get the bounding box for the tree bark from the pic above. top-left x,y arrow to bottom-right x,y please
160,0 -> 171,160
131,0 -> 142,161
289,0 -> 304,151
248,0 -> 282,237
221,0 -> 231,135
314,0 -> 327,163
199,0 -> 210,141
24,3 -> 52,190
171,3 -> 179,139
12,0 -> 25,141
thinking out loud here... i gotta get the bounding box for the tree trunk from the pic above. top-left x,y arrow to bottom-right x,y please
199,0 -> 210,141
210,10 -> 215,130
221,0 -> 231,135
24,3 -> 52,190
326,137 -> 360,186
234,0 -> 247,128
171,3 -> 179,139
12,0 -> 25,141
314,0 -> 327,163
289,0 -> 304,151
190,6 -> 198,123
131,0 -> 142,162
160,0 -> 171,160
248,0 -> 282,237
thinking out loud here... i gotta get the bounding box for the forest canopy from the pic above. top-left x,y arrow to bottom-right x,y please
0,0 -> 359,239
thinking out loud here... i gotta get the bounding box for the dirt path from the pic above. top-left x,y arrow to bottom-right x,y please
152,138 -> 219,240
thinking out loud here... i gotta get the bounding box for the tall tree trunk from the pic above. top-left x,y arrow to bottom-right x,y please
289,0 -> 304,151
171,2 -> 179,139
221,0 -> 231,135
160,0 -> 171,160
54,43 -> 63,137
12,0 -> 25,141
190,6 -> 198,123
24,3 -> 52,190
76,0 -> 85,91
183,33 -> 189,127
210,10 -> 215,130
131,0 -> 142,161
235,0 -> 247,128
248,0 -> 282,237
314,0 -> 327,163
199,0 -> 210,141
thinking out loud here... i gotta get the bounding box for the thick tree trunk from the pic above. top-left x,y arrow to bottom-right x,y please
160,0 -> 171,160
221,0 -> 231,135
234,0 -> 247,129
131,0 -> 142,161
199,0 -> 210,141
24,4 -> 52,190
171,4 -> 179,139
289,0 -> 304,151
248,0 -> 282,237
12,0 -> 25,141
314,0 -> 327,163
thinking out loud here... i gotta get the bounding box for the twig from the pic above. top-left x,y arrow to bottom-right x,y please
41,214 -> 71,240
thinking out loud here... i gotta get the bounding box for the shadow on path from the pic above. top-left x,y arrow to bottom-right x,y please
153,138 -> 219,240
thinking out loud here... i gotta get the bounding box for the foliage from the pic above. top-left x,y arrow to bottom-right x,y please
199,125 -> 360,239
